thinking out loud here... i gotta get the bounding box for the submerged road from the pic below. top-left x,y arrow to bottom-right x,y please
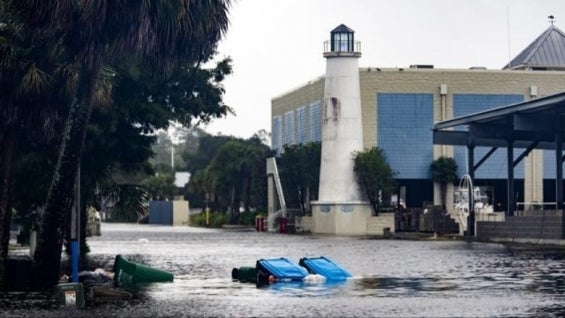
2,222 -> 565,317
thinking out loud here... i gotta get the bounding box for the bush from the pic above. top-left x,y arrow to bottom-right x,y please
190,210 -> 264,227
239,211 -> 263,226
190,211 -> 230,227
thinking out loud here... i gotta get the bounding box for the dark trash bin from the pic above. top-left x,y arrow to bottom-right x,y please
279,217 -> 288,233
232,266 -> 257,283
4,256 -> 33,290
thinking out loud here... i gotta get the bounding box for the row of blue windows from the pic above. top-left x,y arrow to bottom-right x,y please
275,93 -> 535,180
544,150 -> 559,178
284,111 -> 294,145
377,93 -> 434,179
451,94 -> 524,179
378,93 -> 527,179
296,106 -> 307,144
272,101 -> 322,153
271,116 -> 282,154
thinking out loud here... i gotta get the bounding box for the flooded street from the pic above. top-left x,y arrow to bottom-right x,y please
4,222 -> 565,317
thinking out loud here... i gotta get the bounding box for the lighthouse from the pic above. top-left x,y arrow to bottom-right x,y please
311,24 -> 371,235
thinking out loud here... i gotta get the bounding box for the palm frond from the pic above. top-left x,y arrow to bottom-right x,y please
16,62 -> 52,97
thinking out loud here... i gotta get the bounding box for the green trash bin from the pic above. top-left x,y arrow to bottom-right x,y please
113,254 -> 174,287
232,266 -> 257,283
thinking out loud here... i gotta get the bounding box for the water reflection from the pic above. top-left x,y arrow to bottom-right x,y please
353,276 -> 456,294
258,279 -> 349,297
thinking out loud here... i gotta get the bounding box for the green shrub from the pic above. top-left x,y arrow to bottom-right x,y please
190,211 -> 230,228
190,210 -> 266,227
239,211 -> 263,226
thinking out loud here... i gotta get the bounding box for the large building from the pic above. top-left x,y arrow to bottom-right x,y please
271,24 -> 565,213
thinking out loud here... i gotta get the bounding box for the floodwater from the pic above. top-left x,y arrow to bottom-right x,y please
3,222 -> 565,317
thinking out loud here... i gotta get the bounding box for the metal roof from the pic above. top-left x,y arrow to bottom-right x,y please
331,24 -> 354,33
504,25 -> 565,70
433,91 -> 565,150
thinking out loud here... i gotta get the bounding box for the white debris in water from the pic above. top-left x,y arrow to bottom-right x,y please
303,274 -> 326,284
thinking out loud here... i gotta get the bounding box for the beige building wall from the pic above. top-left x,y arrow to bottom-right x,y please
272,76 -> 325,117
274,68 -> 565,147
272,68 -> 565,206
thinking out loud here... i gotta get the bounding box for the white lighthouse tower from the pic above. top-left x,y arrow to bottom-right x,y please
311,24 -> 372,235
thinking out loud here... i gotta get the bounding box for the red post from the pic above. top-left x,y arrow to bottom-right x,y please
255,216 -> 264,232
279,217 -> 287,233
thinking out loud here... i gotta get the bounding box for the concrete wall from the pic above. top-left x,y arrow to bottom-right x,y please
293,212 -> 395,236
310,202 -> 395,235
172,200 -> 189,226
334,204 -> 372,235
311,203 -> 337,234
477,210 -> 563,243
366,213 -> 395,235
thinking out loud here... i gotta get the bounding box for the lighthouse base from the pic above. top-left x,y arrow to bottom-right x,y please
310,201 -> 395,235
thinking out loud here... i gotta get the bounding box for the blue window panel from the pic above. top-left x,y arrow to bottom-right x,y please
296,106 -> 307,144
377,93 -> 434,179
453,94 -> 523,117
543,150 -> 558,179
272,116 -> 282,154
309,101 -> 322,142
284,111 -> 294,145
453,94 -> 524,179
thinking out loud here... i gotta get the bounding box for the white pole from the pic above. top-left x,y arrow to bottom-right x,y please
171,145 -> 174,168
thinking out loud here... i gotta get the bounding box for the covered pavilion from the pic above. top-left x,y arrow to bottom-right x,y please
433,91 -> 565,242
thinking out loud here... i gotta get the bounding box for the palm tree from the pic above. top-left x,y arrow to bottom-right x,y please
430,156 -> 458,211
0,0 -> 73,263
13,0 -> 232,286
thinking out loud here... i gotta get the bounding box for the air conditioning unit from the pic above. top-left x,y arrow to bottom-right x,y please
409,64 -> 434,69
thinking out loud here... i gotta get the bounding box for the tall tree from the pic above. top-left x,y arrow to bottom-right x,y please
208,140 -> 253,223
0,0 -> 72,266
191,137 -> 272,221
188,167 -> 218,212
353,147 -> 397,216
431,156 -> 458,211
13,0 -> 232,286
278,142 -> 321,214
241,137 -> 273,214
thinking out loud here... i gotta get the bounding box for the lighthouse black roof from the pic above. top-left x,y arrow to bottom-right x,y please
503,25 -> 565,70
331,24 -> 354,33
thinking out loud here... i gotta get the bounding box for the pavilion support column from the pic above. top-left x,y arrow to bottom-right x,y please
556,126 -> 563,211
507,141 -> 515,217
467,144 -> 475,237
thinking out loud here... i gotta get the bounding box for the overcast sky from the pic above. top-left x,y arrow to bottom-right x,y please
202,0 -> 565,139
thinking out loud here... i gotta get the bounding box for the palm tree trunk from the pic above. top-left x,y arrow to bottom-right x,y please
243,175 -> 251,213
440,183 -> 448,211
0,129 -> 18,260
33,62 -> 101,287
230,184 -> 240,224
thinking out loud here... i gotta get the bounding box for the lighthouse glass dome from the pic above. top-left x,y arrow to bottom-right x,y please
330,24 -> 354,52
